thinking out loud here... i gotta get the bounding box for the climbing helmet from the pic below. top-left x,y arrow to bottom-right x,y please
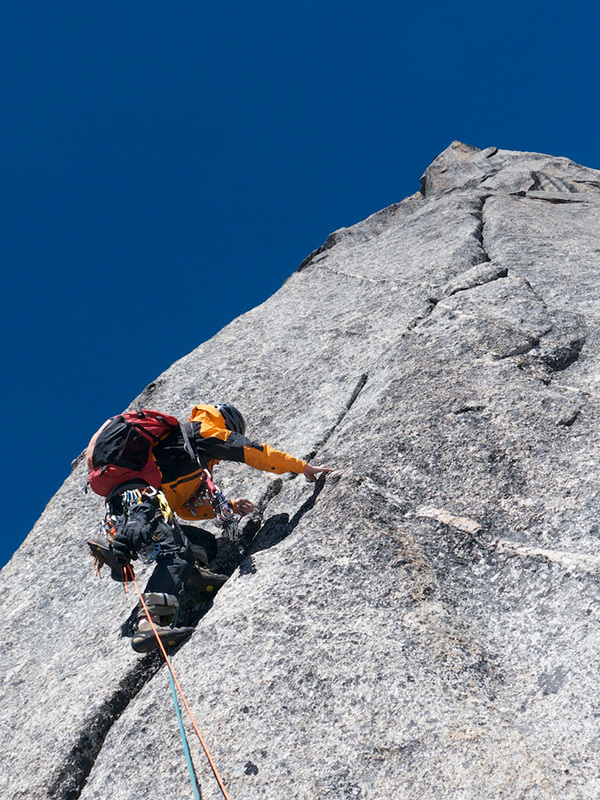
216,403 -> 246,436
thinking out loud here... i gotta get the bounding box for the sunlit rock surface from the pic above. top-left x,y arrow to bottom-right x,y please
2,142 -> 600,800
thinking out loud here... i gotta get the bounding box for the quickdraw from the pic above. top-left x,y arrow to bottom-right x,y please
189,470 -> 242,542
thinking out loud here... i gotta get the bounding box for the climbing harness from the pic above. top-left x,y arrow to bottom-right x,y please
126,567 -> 233,800
92,487 -> 176,576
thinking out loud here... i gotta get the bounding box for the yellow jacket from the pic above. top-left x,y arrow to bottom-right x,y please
157,405 -> 306,520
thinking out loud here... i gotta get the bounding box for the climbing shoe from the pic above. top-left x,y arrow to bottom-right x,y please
131,592 -> 195,653
185,565 -> 229,594
189,542 -> 210,566
88,535 -> 128,581
181,525 -> 218,565
131,623 -> 195,653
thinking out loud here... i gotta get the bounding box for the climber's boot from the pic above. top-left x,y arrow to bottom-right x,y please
131,592 -> 195,653
189,542 -> 210,565
185,564 -> 229,595
185,541 -> 228,594
88,535 -> 128,582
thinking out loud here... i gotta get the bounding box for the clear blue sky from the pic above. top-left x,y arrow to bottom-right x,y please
1,0 -> 599,569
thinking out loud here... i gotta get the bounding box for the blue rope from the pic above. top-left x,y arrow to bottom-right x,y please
168,610 -> 200,799
168,665 -> 201,800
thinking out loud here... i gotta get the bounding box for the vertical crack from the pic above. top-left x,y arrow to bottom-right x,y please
409,195 -> 495,331
239,472 -> 334,574
474,194 -> 491,263
233,374 -> 369,566
47,654 -> 163,800
238,373 -> 369,541
305,373 -> 368,460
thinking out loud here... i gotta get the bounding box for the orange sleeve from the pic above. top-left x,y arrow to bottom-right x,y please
243,443 -> 307,474
188,404 -> 307,475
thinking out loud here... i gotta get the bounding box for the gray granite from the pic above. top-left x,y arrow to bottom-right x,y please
2,141 -> 600,799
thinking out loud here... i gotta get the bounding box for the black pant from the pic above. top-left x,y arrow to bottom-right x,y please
143,518 -> 195,596
144,525 -> 219,595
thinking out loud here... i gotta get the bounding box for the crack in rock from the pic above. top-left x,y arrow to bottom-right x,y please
236,376 -> 369,573
556,406 -> 580,427
528,171 -> 579,194
514,312 -> 587,376
528,195 -> 587,205
240,473 -> 333,571
408,261 -> 587,381
301,262 -> 406,284
408,260 -> 509,330
473,195 -> 492,263
60,472 -> 331,798
491,332 -> 543,360
435,261 -> 509,302
219,374 -> 368,572
452,403 -> 487,415
572,179 -> 600,190
509,172 -> 600,205
407,196 -> 506,331
407,299 -> 439,330
47,654 -> 163,800
306,373 -> 368,459
241,373 -> 368,539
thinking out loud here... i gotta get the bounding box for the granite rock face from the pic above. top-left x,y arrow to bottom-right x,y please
2,141 -> 600,800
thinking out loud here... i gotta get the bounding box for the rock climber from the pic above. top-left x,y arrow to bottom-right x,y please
87,403 -> 332,652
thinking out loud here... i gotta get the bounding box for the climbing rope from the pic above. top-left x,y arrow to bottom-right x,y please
167,607 -> 201,800
126,567 -> 233,800
168,654 -> 201,800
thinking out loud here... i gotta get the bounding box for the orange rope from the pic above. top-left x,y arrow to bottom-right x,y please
126,567 -> 232,800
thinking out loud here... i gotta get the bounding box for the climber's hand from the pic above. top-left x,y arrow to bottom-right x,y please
303,464 -> 334,483
232,498 -> 255,516
111,533 -> 133,565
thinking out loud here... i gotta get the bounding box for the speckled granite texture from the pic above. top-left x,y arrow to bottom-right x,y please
2,142 -> 600,800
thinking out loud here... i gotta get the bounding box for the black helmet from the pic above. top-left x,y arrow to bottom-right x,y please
216,404 -> 246,436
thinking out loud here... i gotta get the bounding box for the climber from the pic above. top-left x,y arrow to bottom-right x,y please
154,403 -> 332,519
87,403 -> 332,653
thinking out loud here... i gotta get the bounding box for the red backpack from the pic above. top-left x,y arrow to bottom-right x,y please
88,409 -> 179,497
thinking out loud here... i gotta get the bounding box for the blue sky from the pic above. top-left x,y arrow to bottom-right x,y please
1,1 -> 599,569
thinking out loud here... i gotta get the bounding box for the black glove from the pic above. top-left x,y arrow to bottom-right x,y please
111,531 -> 133,565
112,499 -> 158,563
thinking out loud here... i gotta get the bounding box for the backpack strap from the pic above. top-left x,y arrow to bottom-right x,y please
180,422 -> 199,463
